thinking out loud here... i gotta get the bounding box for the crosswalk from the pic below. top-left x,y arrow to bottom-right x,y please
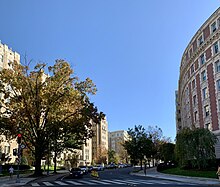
29,178 -> 197,186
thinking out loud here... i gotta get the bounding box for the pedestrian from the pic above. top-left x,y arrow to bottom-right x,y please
9,166 -> 14,179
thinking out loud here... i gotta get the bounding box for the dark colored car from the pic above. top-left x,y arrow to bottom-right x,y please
69,168 -> 84,178
79,166 -> 89,174
88,166 -> 93,172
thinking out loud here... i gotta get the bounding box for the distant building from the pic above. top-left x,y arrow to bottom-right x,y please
176,8 -> 220,157
0,42 -> 20,70
108,130 -> 128,163
92,117 -> 108,164
0,42 -> 20,164
78,138 -> 92,166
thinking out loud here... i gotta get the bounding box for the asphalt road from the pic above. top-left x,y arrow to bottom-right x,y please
25,167 -> 212,187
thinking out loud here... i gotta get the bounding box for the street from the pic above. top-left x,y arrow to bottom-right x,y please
23,167 -> 212,187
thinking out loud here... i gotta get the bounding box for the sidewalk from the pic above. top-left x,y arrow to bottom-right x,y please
0,170 -> 69,187
131,167 -> 220,185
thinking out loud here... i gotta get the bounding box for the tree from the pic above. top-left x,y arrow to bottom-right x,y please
123,125 -> 153,169
108,149 -> 117,163
175,127 -> 218,169
159,142 -> 175,163
95,145 -> 108,164
146,125 -> 168,166
0,59 -> 101,176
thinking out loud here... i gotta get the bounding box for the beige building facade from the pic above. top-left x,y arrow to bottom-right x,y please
0,42 -> 20,164
108,130 -> 128,163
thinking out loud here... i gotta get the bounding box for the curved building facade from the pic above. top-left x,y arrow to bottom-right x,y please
176,8 -> 220,157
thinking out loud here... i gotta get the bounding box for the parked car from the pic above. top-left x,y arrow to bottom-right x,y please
69,168 -> 84,178
79,166 -> 89,174
107,163 -> 117,169
88,166 -> 94,172
118,163 -> 126,168
93,164 -> 105,171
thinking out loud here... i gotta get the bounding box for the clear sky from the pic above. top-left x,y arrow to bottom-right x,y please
0,0 -> 219,141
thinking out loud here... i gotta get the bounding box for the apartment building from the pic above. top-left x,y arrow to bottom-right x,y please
108,130 -> 128,163
92,117 -> 108,164
0,42 -> 20,164
176,8 -> 220,157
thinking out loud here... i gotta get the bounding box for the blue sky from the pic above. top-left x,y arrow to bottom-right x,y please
0,1 -> 219,141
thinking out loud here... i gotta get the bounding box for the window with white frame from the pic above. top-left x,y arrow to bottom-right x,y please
200,53 -> 205,65
218,99 -> 220,112
204,105 -> 210,117
217,79 -> 220,91
215,60 -> 220,73
194,111 -> 198,122
192,79 -> 196,89
4,145 -> 10,154
198,35 -> 204,46
213,42 -> 219,54
202,87 -> 208,99
191,64 -> 194,74
211,22 -> 217,33
205,123 -> 211,130
0,55 -> 3,63
201,70 -> 206,81
193,95 -> 197,106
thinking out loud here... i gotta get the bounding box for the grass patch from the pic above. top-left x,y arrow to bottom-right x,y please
161,167 -> 217,179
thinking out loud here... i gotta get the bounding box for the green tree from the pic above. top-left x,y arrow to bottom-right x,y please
159,142 -> 175,163
123,125 -> 153,169
175,127 -> 218,169
146,125 -> 163,166
0,59 -> 101,176
108,149 -> 117,163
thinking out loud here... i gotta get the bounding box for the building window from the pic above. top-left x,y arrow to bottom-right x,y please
205,123 -> 211,130
217,79 -> 220,91
200,54 -> 205,65
0,55 -> 3,63
202,87 -> 208,100
4,146 -> 10,154
213,42 -> 219,54
191,64 -> 194,74
198,35 -> 204,46
192,79 -> 196,89
216,60 -> 220,73
218,99 -> 220,112
204,105 -> 210,117
194,111 -> 198,122
201,71 -> 206,81
211,22 -> 217,33
193,95 -> 197,106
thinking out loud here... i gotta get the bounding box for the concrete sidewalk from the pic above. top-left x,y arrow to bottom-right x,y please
0,170 -> 69,187
131,167 -> 220,185
0,174 -> 36,187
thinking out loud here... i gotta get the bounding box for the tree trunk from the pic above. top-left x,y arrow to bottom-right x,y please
140,159 -> 143,170
34,153 -> 43,176
33,141 -> 44,176
53,150 -> 57,174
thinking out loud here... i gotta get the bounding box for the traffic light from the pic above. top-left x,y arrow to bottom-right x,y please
17,133 -> 22,144
13,148 -> 17,156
